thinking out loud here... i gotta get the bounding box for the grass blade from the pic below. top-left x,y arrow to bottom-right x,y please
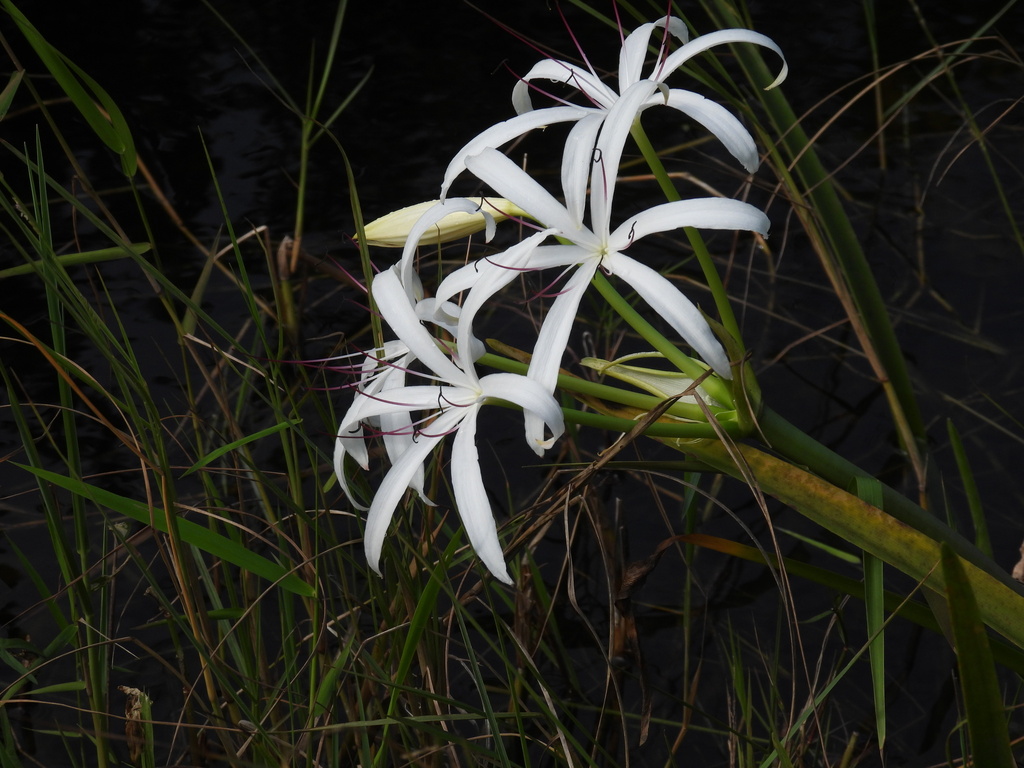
1,0 -> 137,174
855,477 -> 887,752
941,543 -> 1015,767
17,464 -> 315,597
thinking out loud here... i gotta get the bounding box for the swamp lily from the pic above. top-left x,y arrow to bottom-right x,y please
361,196 -> 527,247
441,16 -> 787,204
432,145 -> 769,446
334,267 -> 564,584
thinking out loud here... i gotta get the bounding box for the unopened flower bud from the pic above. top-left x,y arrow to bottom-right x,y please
360,197 -> 527,247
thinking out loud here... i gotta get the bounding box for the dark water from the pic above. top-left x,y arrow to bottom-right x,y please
2,0 -> 1023,764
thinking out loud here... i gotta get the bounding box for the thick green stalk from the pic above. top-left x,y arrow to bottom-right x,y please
665,434 -> 1024,649
753,406 -> 1020,595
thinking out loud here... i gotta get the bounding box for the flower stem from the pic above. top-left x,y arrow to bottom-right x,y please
630,122 -> 743,348
479,350 -> 731,423
590,270 -> 734,407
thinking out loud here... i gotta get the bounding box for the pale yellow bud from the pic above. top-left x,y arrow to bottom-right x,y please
360,197 -> 528,248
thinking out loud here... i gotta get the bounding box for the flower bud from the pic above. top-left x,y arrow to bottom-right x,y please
360,197 -> 527,247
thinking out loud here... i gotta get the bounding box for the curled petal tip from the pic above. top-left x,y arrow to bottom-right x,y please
764,60 -> 789,91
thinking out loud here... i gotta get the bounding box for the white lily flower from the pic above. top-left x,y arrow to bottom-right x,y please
335,262 -> 491,511
441,17 -> 787,202
334,266 -> 565,584
433,144 -> 770,446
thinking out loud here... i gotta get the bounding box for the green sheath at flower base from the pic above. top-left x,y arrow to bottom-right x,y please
360,197 -> 528,247
581,353 -> 725,408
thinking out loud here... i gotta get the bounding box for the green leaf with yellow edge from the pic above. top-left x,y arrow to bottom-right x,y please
660,435 -> 1024,652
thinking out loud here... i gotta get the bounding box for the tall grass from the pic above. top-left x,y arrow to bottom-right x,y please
1,0 -> 1022,766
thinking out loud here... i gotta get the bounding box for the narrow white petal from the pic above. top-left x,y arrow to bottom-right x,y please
662,90 -> 760,172
372,268 -> 470,386
590,80 -> 662,234
334,418 -> 369,511
481,366 -> 568,456
609,197 -> 770,248
619,22 -> 661,89
363,410 -> 463,575
657,29 -> 788,90
479,373 -> 564,428
518,243 -> 595,269
340,385 -> 475,438
619,18 -> 689,88
433,228 -> 553,309
604,253 -> 732,377
525,263 -> 595,396
398,198 -> 496,286
415,297 -> 486,363
523,262 -> 597,448
449,406 -> 513,584
449,232 -> 554,362
562,114 -> 605,228
375,358 -> 425,500
441,107 -> 592,199
465,149 -> 580,235
512,59 -> 617,114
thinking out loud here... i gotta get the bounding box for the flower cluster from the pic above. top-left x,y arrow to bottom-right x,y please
335,16 -> 786,584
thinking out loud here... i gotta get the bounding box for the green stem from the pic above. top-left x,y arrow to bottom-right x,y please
560,406 -> 742,438
630,122 -> 743,347
479,351 -> 731,423
590,271 -> 734,407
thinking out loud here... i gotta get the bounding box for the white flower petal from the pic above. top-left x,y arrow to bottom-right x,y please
512,59 -> 617,114
441,106 -> 592,199
604,253 -> 732,377
517,243 -> 594,269
448,406 -> 513,584
524,263 -> 595,397
449,232 -> 553,361
521,264 -> 596,448
561,113 -> 605,228
372,267 -> 470,386
661,90 -> 760,172
480,372 -> 566,455
334,421 -> 368,511
363,409 -> 463,575
590,79 -> 662,233
397,198 -> 497,286
657,29 -> 788,90
609,197 -> 770,248
334,381 -> 450,511
465,149 -> 582,236
619,17 -> 690,88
